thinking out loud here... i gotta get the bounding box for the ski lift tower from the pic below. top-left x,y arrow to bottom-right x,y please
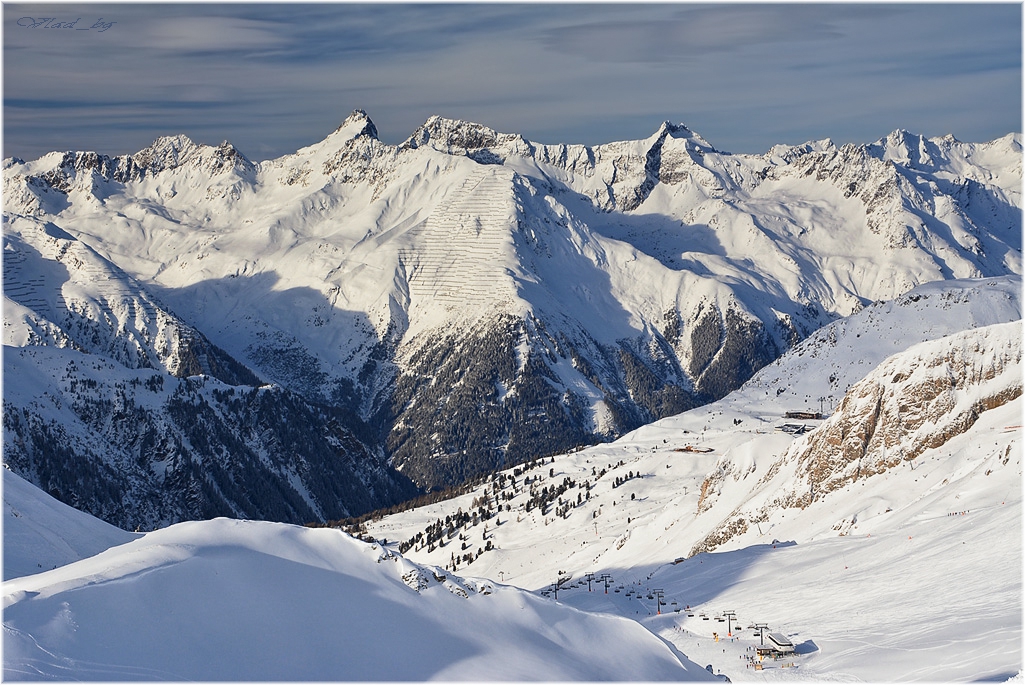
723,610 -> 736,637
652,589 -> 665,615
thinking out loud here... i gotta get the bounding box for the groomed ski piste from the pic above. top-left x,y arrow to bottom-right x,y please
3,275 -> 1022,681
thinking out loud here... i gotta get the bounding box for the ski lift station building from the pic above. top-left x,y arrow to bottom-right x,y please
760,632 -> 795,655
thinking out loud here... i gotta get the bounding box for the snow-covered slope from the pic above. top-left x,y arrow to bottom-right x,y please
4,111 -> 1021,496
3,467 -> 137,580
3,216 -> 258,384
363,276 -> 1022,680
2,515 -> 715,681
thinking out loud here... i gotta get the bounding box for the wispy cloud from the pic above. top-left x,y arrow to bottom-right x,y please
3,3 -> 1020,162
136,16 -> 290,53
539,4 -> 861,64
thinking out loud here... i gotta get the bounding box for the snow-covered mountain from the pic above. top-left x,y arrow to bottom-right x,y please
2,216 -> 417,529
361,275 -> 1022,680
2,276 -> 1019,681
2,502 -> 716,681
4,111 -> 1021,507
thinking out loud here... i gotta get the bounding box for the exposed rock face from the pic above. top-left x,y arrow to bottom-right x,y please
690,321 -> 1022,555
789,322 -> 1022,501
386,313 -> 703,490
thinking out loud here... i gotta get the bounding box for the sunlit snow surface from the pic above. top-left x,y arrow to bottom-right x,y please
2,515 -> 713,681
365,401 -> 1021,681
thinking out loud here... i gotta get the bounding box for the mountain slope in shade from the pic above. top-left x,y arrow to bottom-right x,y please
2,468 -> 137,580
2,341 -> 417,530
3,216 -> 258,385
4,111 -> 1021,493
2,516 -> 716,682
3,209 -> 417,530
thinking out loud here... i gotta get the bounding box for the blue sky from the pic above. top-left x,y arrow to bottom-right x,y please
3,3 -> 1021,161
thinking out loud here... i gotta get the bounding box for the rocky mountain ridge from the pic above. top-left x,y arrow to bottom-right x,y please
3,112 -> 1021,512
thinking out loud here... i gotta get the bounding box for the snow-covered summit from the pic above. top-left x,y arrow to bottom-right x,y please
402,115 -> 535,161
132,135 -> 255,179
333,108 -> 379,139
867,128 -> 1023,196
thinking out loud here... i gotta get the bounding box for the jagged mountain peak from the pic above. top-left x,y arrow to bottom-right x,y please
865,127 -> 1022,176
867,128 -> 938,168
132,134 -> 254,176
765,137 -> 837,164
652,120 -> 714,151
333,108 -> 379,140
273,109 -> 385,174
402,115 -> 533,159
132,134 -> 199,169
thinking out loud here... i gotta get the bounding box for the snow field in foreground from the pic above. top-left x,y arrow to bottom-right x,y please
2,517 -> 717,681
